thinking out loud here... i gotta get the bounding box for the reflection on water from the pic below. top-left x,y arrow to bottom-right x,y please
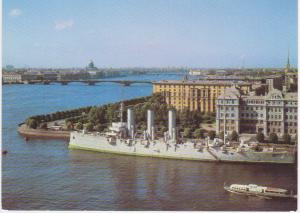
67,149 -> 297,211
2,74 -> 297,210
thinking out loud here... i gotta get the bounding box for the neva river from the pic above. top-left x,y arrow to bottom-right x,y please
2,74 -> 297,210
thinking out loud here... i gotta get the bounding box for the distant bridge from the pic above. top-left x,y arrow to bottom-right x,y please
23,80 -> 154,86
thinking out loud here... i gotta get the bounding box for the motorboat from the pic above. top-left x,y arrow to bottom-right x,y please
224,183 -> 297,199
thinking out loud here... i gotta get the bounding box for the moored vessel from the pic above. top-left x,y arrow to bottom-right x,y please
69,103 -> 296,164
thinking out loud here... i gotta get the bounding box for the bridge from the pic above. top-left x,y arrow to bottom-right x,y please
23,80 -> 154,86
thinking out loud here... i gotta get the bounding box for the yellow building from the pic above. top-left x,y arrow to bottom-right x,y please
153,80 -> 252,113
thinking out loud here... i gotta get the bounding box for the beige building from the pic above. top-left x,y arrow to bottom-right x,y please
153,80 -> 252,113
216,86 -> 297,138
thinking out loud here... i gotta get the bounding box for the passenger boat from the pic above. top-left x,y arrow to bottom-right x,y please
224,183 -> 297,199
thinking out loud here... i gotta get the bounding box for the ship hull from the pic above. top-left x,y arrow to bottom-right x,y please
69,132 -> 295,164
210,147 -> 295,164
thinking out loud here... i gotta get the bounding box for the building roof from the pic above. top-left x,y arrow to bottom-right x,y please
218,86 -> 241,99
154,80 -> 251,86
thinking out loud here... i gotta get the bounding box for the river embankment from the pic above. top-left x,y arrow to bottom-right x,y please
18,124 -> 70,140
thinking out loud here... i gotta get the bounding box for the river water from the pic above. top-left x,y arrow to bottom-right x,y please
2,74 -> 297,210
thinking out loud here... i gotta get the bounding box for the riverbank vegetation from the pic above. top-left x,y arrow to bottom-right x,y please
24,93 -> 216,139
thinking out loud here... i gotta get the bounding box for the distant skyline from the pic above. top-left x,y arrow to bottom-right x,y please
3,0 -> 297,68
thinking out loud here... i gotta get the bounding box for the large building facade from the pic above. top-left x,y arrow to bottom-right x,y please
153,80 -> 252,113
216,87 -> 297,137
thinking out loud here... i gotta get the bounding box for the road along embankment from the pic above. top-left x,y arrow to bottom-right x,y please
18,124 -> 70,140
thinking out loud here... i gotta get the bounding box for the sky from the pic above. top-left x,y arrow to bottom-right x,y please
3,0 -> 298,68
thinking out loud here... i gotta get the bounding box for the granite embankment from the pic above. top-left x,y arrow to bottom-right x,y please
18,124 -> 70,140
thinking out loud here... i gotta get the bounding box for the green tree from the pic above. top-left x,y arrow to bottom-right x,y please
160,126 -> 167,133
194,128 -> 205,139
269,133 -> 278,144
95,124 -> 106,132
39,122 -> 48,129
208,130 -> 216,140
230,130 -> 239,141
26,118 -> 38,129
66,121 -> 74,130
183,128 -> 192,138
218,131 -> 224,140
283,133 -> 291,144
140,123 -> 147,131
193,129 -> 202,138
256,132 -> 264,143
85,122 -> 94,132
75,122 -> 83,130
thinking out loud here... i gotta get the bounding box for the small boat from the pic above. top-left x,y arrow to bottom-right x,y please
224,183 -> 297,199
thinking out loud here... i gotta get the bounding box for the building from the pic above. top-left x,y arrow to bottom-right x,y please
153,80 -> 252,113
2,73 -> 22,83
216,86 -> 297,138
40,71 -> 58,81
57,71 -> 90,80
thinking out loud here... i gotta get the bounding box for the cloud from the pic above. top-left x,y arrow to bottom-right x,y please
54,19 -> 74,31
9,8 -> 22,17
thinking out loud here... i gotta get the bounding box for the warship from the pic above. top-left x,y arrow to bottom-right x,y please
69,103 -> 296,164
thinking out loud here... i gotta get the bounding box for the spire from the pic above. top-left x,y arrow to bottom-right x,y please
286,49 -> 291,70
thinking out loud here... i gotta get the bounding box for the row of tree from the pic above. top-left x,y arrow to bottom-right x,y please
72,93 -> 216,134
25,96 -> 152,129
256,132 -> 294,144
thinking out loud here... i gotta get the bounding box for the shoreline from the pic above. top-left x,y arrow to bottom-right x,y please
18,124 -> 70,140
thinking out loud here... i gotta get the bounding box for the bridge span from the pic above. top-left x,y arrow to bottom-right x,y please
23,80 -> 154,86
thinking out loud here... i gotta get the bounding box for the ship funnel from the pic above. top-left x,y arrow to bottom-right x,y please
147,110 -> 155,140
127,108 -> 135,138
168,109 -> 176,141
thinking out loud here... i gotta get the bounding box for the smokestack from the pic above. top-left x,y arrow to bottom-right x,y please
127,108 -> 135,138
147,110 -> 154,140
168,109 -> 176,140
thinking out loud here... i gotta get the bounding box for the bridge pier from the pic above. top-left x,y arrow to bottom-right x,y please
122,82 -> 131,86
87,82 -> 95,86
61,81 -> 69,85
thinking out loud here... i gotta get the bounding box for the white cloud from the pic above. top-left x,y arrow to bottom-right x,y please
54,20 -> 74,31
9,8 -> 22,17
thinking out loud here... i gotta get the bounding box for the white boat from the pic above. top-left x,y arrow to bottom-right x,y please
224,183 -> 297,199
